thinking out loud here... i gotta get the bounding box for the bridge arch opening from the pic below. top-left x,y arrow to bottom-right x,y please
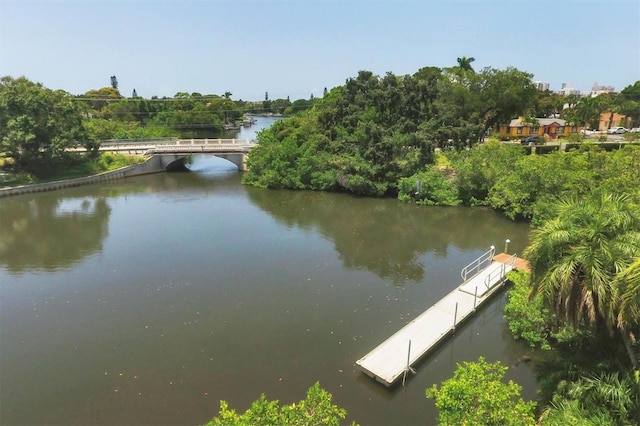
187,154 -> 241,173
164,157 -> 190,172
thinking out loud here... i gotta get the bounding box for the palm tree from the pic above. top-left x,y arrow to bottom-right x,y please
572,96 -> 603,134
456,56 -> 476,72
617,257 -> 640,366
618,258 -> 640,328
524,193 -> 640,366
540,371 -> 640,424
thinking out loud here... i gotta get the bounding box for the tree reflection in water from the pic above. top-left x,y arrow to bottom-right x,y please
0,194 -> 111,273
246,187 -> 529,285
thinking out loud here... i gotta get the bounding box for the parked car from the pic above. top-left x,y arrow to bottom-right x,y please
607,126 -> 628,134
520,136 -> 542,145
630,128 -> 640,133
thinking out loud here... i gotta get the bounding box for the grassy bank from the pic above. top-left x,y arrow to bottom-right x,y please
0,153 -> 145,188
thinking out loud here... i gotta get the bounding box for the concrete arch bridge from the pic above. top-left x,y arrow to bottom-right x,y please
98,138 -> 255,171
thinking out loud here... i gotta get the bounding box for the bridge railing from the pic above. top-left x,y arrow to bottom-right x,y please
84,138 -> 255,154
175,138 -> 253,145
98,138 -> 178,148
143,146 -> 252,155
96,138 -> 253,148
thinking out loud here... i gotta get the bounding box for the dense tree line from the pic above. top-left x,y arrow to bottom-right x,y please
243,65 -> 537,196
79,87 -> 318,141
429,142 -> 640,224
0,75 -> 318,178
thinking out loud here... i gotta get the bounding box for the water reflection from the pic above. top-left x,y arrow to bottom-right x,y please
0,194 -> 111,273
246,187 -> 530,285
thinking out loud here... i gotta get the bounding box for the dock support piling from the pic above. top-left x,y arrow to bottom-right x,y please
473,287 -> 478,310
453,302 -> 458,331
402,340 -> 413,387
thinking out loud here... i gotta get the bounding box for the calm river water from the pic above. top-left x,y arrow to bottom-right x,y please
0,143 -> 537,425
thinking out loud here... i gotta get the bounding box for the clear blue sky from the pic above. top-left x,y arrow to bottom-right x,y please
1,0 -> 638,101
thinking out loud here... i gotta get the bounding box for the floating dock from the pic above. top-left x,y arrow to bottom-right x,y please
356,248 -> 523,387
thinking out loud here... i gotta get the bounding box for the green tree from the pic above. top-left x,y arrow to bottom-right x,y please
567,96 -> 604,134
533,90 -> 564,119
524,193 -> 640,368
0,76 -> 91,176
594,146 -> 640,209
429,72 -> 484,149
426,357 -> 536,426
270,97 -> 293,115
446,140 -> 525,205
245,69 -> 437,196
81,86 -> 122,112
456,56 -> 476,72
204,382 -> 352,426
617,81 -> 640,127
435,66 -> 537,148
617,257 -> 640,351
488,147 -> 596,222
475,67 -> 538,136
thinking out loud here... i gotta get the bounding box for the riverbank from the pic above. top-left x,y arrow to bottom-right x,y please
0,155 -> 166,198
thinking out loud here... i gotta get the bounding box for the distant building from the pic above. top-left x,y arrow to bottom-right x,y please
598,112 -> 631,131
533,81 -> 550,91
590,81 -> 615,97
556,83 -> 581,96
497,118 -> 581,140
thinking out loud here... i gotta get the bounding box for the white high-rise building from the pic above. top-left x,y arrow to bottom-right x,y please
590,81 -> 615,97
557,83 -> 581,96
533,81 -> 550,91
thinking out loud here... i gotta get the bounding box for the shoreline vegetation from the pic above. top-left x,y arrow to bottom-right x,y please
0,152 -> 143,189
2,66 -> 640,424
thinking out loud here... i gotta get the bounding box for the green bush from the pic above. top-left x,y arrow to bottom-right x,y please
398,167 -> 460,206
426,357 -> 536,426
204,382 -> 352,426
565,133 -> 584,143
503,270 -> 552,349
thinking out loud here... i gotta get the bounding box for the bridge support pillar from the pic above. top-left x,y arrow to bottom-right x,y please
215,153 -> 249,171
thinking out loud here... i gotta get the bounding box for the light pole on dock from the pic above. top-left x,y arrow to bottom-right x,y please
504,239 -> 510,254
